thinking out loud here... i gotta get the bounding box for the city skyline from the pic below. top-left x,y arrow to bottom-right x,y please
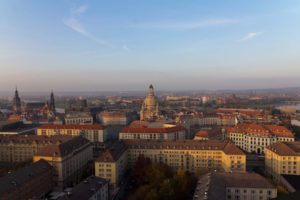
1,0 -> 300,91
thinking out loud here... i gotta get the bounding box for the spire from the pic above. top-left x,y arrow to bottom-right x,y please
49,90 -> 55,112
147,84 -> 154,96
12,87 -> 21,113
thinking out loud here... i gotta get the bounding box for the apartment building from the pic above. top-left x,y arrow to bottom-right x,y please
0,159 -> 53,200
225,124 -> 294,154
208,172 -> 277,200
95,140 -> 246,188
265,141 -> 300,179
0,134 -> 72,163
37,124 -> 107,144
95,141 -> 128,188
119,126 -> 186,140
33,136 -> 93,189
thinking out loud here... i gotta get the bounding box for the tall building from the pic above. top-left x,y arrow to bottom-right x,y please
12,87 -> 21,113
49,90 -> 55,112
140,84 -> 159,121
33,136 -> 93,189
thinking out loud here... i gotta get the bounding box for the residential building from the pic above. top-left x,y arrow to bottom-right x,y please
37,124 -> 107,144
95,141 -> 128,188
33,136 -> 93,189
225,124 -> 294,154
0,159 -> 53,200
0,134 -> 72,162
265,141 -> 300,179
64,113 -> 93,125
208,172 -> 277,200
57,175 -> 108,200
119,124 -> 186,140
95,140 -> 246,188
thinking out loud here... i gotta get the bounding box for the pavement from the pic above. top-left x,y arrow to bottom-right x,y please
192,172 -> 212,200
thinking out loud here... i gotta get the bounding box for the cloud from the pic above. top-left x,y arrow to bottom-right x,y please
122,45 -> 130,52
133,18 -> 239,30
63,5 -> 113,47
238,32 -> 262,42
71,5 -> 88,15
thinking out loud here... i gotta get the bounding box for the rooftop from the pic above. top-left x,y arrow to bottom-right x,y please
58,175 -> 108,200
266,141 -> 300,156
0,160 -> 52,196
38,124 -> 105,130
226,123 -> 294,138
124,139 -> 245,155
208,172 -> 275,200
35,136 -> 91,157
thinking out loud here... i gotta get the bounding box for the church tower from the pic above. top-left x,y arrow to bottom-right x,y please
12,87 -> 21,113
49,91 -> 55,112
140,84 -> 159,121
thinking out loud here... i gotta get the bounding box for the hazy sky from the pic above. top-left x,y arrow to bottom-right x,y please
1,0 -> 300,92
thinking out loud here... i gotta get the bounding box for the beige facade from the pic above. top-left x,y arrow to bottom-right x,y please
265,141 -> 300,179
33,136 -> 93,189
95,142 -> 128,188
0,135 -> 72,163
95,140 -> 246,188
226,124 -> 294,154
37,124 -> 107,144
119,126 -> 186,140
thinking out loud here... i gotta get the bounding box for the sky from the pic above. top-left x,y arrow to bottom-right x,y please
0,0 -> 300,92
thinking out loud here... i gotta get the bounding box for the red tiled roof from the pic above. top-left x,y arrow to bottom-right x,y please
38,124 -> 105,130
195,127 -> 222,138
226,123 -> 294,138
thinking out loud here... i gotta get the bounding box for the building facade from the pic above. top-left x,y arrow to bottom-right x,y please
0,134 -> 72,163
95,140 -> 246,188
225,124 -> 294,154
119,125 -> 186,140
208,172 -> 277,200
33,136 -> 93,189
37,124 -> 107,144
64,113 -> 93,125
265,141 -> 300,179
